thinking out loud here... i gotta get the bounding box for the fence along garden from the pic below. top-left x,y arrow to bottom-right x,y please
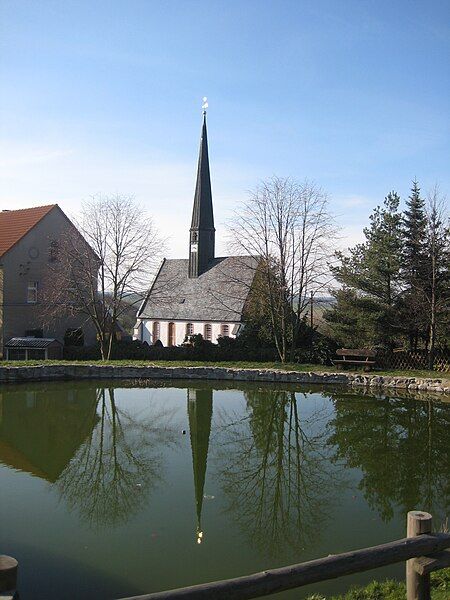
2,511 -> 449,599
376,349 -> 450,373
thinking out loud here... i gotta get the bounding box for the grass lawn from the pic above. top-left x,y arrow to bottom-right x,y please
306,567 -> 450,600
0,359 -> 448,382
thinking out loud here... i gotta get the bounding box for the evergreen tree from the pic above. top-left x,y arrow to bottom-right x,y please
400,180 -> 428,349
325,192 -> 403,347
323,288 -> 387,347
403,180 -> 428,282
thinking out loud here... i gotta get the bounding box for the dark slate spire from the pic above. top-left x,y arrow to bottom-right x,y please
189,108 -> 215,278
187,388 -> 213,544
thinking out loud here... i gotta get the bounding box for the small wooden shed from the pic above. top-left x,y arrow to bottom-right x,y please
5,337 -> 63,361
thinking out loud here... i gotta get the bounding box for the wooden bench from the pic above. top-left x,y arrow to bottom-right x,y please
333,348 -> 376,372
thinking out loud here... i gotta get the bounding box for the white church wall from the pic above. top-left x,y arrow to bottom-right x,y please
135,319 -> 239,346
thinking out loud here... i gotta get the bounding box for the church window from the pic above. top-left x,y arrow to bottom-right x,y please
204,323 -> 212,341
152,321 -> 160,343
186,323 -> 194,336
220,324 -> 229,337
168,322 -> 176,346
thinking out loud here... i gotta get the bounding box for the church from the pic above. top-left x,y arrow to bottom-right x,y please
133,108 -> 258,346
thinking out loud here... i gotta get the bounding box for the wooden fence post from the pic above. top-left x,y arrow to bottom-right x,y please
0,555 -> 18,593
406,511 -> 432,600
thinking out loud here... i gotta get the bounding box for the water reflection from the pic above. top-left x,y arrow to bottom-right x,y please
0,384 -> 179,529
214,389 -> 338,558
57,387 -> 179,528
326,391 -> 450,522
0,381 -> 448,556
187,388 -> 213,544
0,385 -> 98,482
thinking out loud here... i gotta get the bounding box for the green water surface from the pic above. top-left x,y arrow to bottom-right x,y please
0,381 -> 448,599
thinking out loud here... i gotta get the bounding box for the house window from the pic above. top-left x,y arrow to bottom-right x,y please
220,324 -> 229,337
152,321 -> 160,343
186,323 -> 194,336
49,240 -> 59,262
27,281 -> 39,303
204,323 -> 212,341
168,322 -> 176,346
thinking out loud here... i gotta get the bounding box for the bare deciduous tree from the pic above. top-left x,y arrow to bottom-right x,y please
424,187 -> 450,366
229,177 -> 336,362
41,194 -> 165,360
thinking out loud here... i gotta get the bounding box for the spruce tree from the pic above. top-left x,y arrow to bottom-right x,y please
401,180 -> 428,349
325,192 -> 403,347
402,180 -> 427,282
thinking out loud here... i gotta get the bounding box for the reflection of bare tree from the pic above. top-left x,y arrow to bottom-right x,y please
57,387 -> 178,528
327,391 -> 450,523
214,390 -> 338,558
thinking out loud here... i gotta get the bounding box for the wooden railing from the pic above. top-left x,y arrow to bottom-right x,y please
2,512 -> 449,600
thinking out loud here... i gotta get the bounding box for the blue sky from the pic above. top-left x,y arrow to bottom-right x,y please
1,0 -> 449,256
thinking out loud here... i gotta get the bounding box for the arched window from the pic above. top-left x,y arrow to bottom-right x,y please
220,324 -> 229,337
168,322 -> 176,346
204,323 -> 212,341
152,321 -> 160,344
186,323 -> 194,336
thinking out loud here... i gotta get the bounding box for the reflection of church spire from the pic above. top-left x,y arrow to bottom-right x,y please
187,388 -> 213,544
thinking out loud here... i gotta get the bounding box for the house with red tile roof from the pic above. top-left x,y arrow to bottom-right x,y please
0,205 -> 97,358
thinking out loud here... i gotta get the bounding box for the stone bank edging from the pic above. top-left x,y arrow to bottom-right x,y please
0,364 -> 448,394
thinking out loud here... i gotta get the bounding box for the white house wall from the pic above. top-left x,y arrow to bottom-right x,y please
134,320 -> 239,346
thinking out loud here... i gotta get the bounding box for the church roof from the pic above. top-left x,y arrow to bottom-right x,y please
138,255 -> 258,322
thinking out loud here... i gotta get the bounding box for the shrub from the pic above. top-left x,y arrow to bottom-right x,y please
63,338 -> 278,362
294,334 -> 338,365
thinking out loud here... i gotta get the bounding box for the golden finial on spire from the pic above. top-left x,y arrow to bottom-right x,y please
202,96 -> 208,114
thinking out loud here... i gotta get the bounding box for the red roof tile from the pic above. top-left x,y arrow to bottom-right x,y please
0,205 -> 57,257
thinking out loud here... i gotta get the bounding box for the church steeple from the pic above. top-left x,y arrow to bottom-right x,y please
189,101 -> 215,278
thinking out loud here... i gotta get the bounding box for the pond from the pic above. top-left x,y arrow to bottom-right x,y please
0,380 -> 449,599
